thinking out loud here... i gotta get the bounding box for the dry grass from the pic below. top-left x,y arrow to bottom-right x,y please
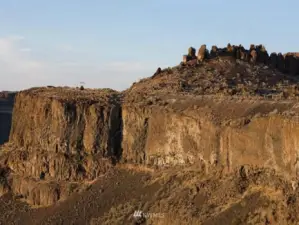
90,200 -> 139,225
148,213 -> 202,225
116,163 -> 156,173
0,165 -> 298,224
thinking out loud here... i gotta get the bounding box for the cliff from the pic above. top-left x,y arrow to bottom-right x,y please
10,87 -> 122,159
122,96 -> 299,175
122,55 -> 299,179
0,87 -> 122,205
3,44 -> 299,209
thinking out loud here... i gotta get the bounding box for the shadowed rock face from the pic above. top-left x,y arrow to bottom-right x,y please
188,47 -> 196,58
0,92 -> 15,145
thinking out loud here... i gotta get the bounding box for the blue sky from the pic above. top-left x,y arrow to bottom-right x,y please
0,0 -> 298,91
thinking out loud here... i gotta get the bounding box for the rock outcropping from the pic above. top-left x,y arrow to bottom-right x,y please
2,44 -> 299,208
183,44 -> 299,76
0,87 -> 122,205
123,49 -> 299,179
10,88 -> 122,160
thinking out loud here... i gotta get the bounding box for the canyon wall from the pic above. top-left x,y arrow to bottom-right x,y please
5,88 -> 122,182
0,87 -> 122,205
4,60 -> 299,205
122,97 -> 299,178
10,89 -> 122,159
7,87 -> 299,185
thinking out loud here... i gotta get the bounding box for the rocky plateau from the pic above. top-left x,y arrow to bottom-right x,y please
1,44 -> 299,224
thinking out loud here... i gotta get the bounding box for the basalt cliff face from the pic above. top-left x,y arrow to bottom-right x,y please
122,55 -> 299,179
2,44 -> 299,224
0,87 -> 122,205
123,96 -> 299,175
10,88 -> 122,161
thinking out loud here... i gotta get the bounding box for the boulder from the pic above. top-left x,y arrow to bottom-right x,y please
210,45 -> 218,58
277,53 -> 285,72
227,43 -> 233,52
269,53 -> 278,68
255,45 -> 268,64
250,44 -> 256,51
235,46 -> 241,59
260,45 -> 269,64
241,50 -> 250,62
289,55 -> 299,75
197,44 -> 207,62
183,55 -> 192,63
250,50 -> 257,64
188,47 -> 196,58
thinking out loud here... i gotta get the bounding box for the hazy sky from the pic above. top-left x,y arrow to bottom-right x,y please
0,0 -> 298,91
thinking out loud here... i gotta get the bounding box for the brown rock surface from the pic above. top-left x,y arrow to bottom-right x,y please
3,44 -> 299,223
250,49 -> 257,63
277,53 -> 285,72
122,56 -> 299,179
10,87 -> 121,157
210,45 -> 218,58
0,166 -> 299,225
0,87 -> 121,205
197,44 -> 207,61
188,47 -> 196,58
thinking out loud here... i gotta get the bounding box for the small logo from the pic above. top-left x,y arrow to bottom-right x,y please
133,210 -> 143,218
132,210 -> 165,219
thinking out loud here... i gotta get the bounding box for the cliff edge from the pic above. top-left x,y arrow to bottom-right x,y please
122,51 -> 299,178
0,87 -> 122,205
2,43 -> 299,224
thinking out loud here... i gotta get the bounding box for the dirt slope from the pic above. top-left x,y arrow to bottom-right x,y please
0,165 -> 299,225
125,57 -> 299,101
